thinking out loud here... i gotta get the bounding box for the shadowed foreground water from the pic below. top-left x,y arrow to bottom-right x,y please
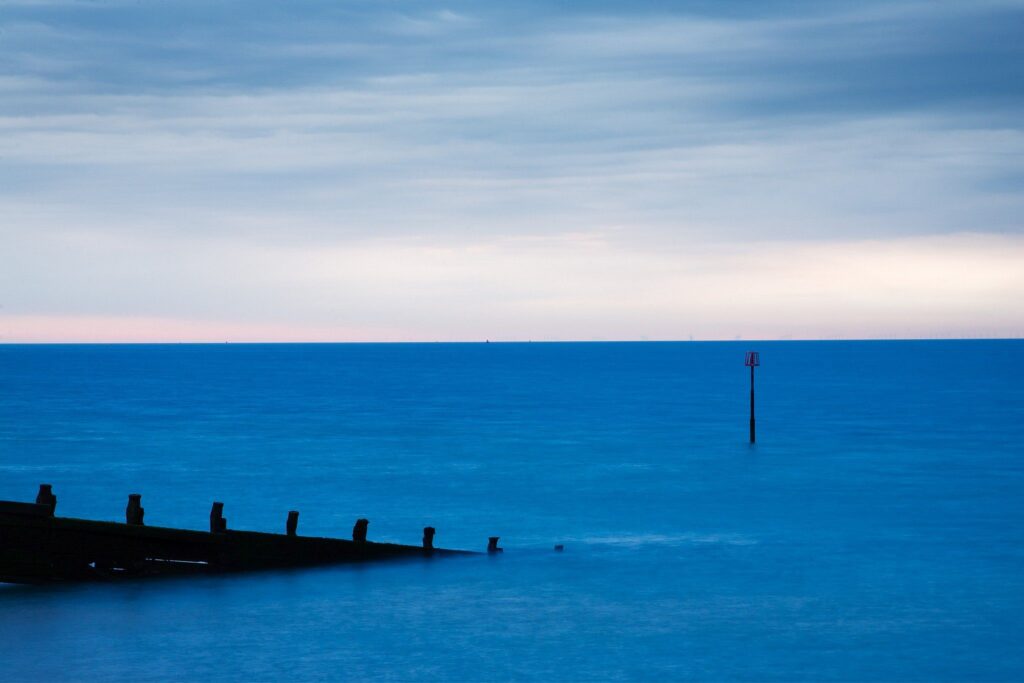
1,341 -> 1022,681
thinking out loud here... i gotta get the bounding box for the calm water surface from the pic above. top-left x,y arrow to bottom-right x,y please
0,341 -> 1022,681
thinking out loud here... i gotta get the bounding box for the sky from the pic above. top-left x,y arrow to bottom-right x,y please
1,0 -> 1022,342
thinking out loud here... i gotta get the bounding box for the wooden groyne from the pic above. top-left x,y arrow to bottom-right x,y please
0,485 -> 484,585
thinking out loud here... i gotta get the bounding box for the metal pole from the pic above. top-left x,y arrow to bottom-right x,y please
749,364 -> 756,444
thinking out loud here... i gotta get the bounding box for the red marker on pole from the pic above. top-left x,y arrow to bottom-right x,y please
745,351 -> 760,444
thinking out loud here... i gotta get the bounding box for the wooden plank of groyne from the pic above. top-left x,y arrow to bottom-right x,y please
0,489 -> 477,584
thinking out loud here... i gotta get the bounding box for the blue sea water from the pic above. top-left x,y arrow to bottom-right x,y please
0,340 -> 1022,681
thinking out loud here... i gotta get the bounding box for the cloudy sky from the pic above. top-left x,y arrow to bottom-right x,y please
1,0 -> 1022,342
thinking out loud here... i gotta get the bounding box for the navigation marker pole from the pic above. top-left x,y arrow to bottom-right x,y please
745,351 -> 760,444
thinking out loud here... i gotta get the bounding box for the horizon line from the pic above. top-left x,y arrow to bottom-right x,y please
1,336 -> 1021,346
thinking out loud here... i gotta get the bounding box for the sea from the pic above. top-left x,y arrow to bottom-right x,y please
0,340 -> 1022,681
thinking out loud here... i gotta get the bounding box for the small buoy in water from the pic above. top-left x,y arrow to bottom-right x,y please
554,544 -> 564,552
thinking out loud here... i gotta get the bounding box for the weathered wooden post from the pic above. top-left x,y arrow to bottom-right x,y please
423,526 -> 435,550
126,494 -> 145,525
353,518 -> 369,543
286,510 -> 299,536
487,536 -> 503,553
210,502 -> 227,533
745,351 -> 760,444
35,484 -> 56,515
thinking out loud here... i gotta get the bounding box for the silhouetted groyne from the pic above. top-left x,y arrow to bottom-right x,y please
0,485 -> 483,585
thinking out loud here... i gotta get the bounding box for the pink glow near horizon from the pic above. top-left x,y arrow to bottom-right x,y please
3,234 -> 1022,343
0,316 -> 411,344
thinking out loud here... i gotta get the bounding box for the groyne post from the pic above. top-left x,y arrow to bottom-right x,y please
487,536 -> 503,553
423,526 -> 435,550
286,510 -> 299,536
210,502 -> 227,533
35,484 -> 56,515
353,518 -> 369,543
126,494 -> 144,525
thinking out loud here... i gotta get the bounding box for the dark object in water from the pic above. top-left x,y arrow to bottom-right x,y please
0,485 -> 477,585
554,544 -> 564,552
487,536 -> 503,553
745,350 -> 760,444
